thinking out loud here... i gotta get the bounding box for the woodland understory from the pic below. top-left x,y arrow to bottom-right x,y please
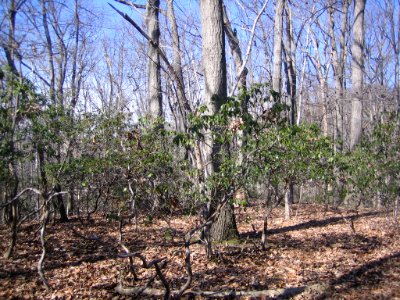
2,0 -> 400,298
1,204 -> 399,299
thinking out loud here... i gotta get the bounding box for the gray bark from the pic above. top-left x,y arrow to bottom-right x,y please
222,5 -> 247,90
272,0 -> 285,96
167,0 -> 188,132
328,0 -> 350,205
283,6 -> 296,219
146,0 -> 162,118
350,0 -> 366,150
387,0 -> 400,115
40,0 -> 56,104
70,0 -> 81,110
284,6 -> 296,125
328,0 -> 349,152
200,0 -> 238,243
2,0 -> 22,259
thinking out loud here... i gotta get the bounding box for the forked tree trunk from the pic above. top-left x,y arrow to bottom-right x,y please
200,0 -> 238,243
350,0 -> 366,150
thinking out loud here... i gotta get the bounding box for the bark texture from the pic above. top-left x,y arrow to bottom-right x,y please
272,0 -> 285,96
146,0 -> 162,118
350,0 -> 366,150
200,0 -> 238,242
328,0 -> 349,152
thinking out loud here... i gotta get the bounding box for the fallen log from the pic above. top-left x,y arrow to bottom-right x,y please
115,284 -> 327,298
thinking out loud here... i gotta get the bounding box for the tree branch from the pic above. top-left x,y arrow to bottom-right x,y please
109,3 -> 190,122
229,0 -> 270,96
115,0 -> 146,10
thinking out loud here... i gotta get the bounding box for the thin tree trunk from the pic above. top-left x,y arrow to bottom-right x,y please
222,4 -> 248,167
271,0 -> 285,97
285,6 -> 296,126
70,0 -> 80,110
328,0 -> 349,205
40,0 -> 56,104
3,199 -> 18,259
328,0 -> 349,151
2,1 -> 21,258
38,202 -> 51,290
167,0 -> 188,132
283,6 -> 296,219
222,5 -> 247,91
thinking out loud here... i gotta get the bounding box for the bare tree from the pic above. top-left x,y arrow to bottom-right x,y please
200,0 -> 238,244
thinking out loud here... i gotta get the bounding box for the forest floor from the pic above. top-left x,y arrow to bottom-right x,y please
0,203 -> 399,299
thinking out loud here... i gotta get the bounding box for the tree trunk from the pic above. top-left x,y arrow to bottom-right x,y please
40,0 -> 56,104
328,0 -> 349,152
54,184 -> 68,222
222,5 -> 248,167
222,5 -> 247,91
2,0 -> 20,259
350,0 -> 366,150
283,6 -> 296,218
146,0 -> 162,118
167,0 -> 188,132
200,0 -> 238,243
328,0 -> 349,205
3,200 -> 18,259
209,203 -> 238,242
271,0 -> 285,97
284,6 -> 296,126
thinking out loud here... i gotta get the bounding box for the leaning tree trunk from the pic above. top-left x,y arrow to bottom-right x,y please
146,0 -> 162,118
200,0 -> 238,243
167,0 -> 188,132
350,0 -> 366,150
222,4 -> 248,170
